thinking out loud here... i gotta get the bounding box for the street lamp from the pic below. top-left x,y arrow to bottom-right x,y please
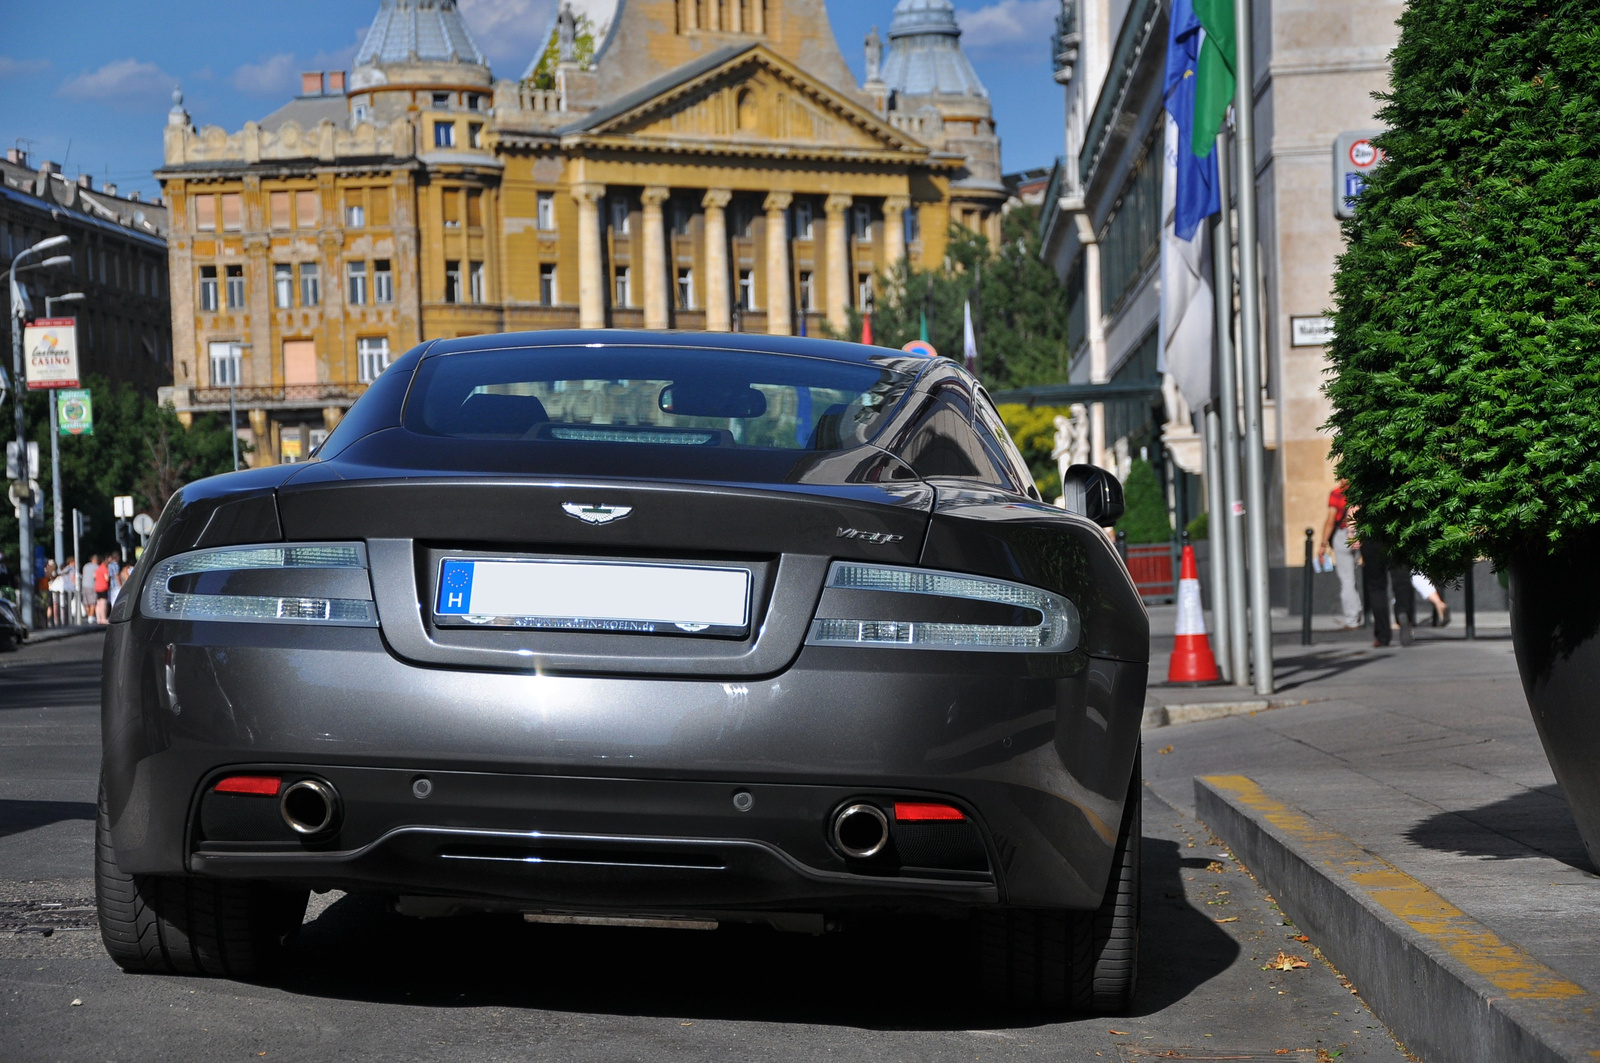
43,292 -> 85,569
7,234 -> 71,627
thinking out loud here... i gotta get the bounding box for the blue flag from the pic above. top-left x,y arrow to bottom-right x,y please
1163,0 -> 1220,240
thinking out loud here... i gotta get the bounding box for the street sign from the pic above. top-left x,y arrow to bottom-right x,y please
58,389 -> 93,436
5,441 -> 38,480
132,512 -> 155,538
1334,130 -> 1385,219
113,495 -> 134,518
22,318 -> 80,389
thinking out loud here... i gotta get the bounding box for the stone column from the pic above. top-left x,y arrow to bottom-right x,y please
882,195 -> 910,272
762,191 -> 793,336
824,193 -> 853,333
640,186 -> 670,330
570,183 -> 606,329
701,189 -> 733,332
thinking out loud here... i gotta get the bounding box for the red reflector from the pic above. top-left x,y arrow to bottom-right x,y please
894,801 -> 965,822
214,776 -> 281,796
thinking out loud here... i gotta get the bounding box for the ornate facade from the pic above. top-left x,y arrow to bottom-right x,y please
156,0 -> 1003,465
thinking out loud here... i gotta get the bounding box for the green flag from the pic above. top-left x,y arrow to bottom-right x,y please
919,310 -> 929,343
1191,0 -> 1236,156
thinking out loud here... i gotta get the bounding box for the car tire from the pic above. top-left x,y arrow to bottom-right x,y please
95,780 -> 308,978
976,752 -> 1141,1014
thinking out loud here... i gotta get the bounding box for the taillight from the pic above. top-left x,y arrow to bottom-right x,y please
894,801 -> 965,822
141,543 -> 377,626
213,775 -> 282,795
805,562 -> 1078,652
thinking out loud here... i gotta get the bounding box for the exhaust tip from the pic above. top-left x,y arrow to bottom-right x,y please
280,778 -> 340,836
832,802 -> 890,859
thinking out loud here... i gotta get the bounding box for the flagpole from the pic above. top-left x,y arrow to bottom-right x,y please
1202,402 -> 1232,681
1213,132 -> 1249,687
1231,0 -> 1273,695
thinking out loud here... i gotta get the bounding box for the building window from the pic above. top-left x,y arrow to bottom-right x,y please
445,260 -> 461,303
539,263 -> 557,306
738,269 -> 755,310
358,336 -> 390,383
468,122 -> 483,149
792,201 -> 813,240
672,200 -> 692,236
731,202 -> 752,238
221,193 -> 242,231
195,195 -> 216,231
347,260 -> 367,306
270,191 -> 290,229
857,274 -> 873,309
903,207 -> 921,246
537,192 -> 556,231
466,189 -> 483,227
469,261 -> 485,303
345,203 -> 365,228
465,93 -> 481,111
199,266 -> 218,312
352,103 -> 370,124
300,262 -> 320,307
611,196 -> 630,233
370,189 -> 389,227
208,341 -> 241,386
443,189 -> 460,228
374,259 -> 393,304
273,263 -> 293,309
431,92 -> 451,109
677,268 -> 694,310
614,267 -> 631,308
1100,139 -> 1163,315
434,122 -> 456,148
798,270 -> 814,312
225,264 -> 245,309
853,203 -> 872,241
296,190 -> 319,228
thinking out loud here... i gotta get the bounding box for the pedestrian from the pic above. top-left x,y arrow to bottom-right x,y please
80,554 -> 100,626
1352,531 -> 1414,647
94,558 -> 111,623
1316,478 -> 1365,630
48,560 -> 68,625
41,560 -> 56,625
107,564 -> 131,610
1411,571 -> 1451,627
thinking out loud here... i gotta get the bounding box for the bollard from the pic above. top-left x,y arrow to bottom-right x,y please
1464,564 -> 1476,640
1302,528 -> 1315,646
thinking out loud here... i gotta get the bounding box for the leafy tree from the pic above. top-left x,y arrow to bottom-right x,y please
0,376 -> 239,570
1117,459 -> 1172,543
524,12 -> 600,90
997,403 -> 1069,499
1325,0 -> 1600,577
840,205 -> 1074,390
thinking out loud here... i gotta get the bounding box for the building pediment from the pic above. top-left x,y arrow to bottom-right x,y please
559,45 -> 930,162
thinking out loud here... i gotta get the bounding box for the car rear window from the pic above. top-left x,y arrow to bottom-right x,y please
404,346 -> 911,452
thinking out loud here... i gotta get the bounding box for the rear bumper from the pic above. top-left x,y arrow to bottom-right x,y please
102,618 -> 1146,912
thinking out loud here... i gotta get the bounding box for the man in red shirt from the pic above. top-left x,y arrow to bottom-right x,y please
1316,479 -> 1364,630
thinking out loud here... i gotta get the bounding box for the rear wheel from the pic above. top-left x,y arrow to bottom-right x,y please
96,780 -> 308,978
976,753 -> 1141,1014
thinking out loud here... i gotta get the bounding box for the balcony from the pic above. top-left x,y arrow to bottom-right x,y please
166,382 -> 370,413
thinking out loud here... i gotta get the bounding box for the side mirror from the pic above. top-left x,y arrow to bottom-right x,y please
1061,464 -> 1124,527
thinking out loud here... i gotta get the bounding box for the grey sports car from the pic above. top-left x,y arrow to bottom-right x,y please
97,331 -> 1146,1014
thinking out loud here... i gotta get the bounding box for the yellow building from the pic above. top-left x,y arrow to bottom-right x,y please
157,0 -> 1006,464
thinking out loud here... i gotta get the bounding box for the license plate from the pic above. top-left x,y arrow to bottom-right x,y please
434,558 -> 751,636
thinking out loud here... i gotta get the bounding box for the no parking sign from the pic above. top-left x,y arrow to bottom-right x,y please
1334,130 -> 1386,219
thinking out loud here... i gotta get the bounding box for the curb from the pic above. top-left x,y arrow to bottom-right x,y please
26,625 -> 104,644
1141,698 -> 1272,730
1194,774 -> 1600,1063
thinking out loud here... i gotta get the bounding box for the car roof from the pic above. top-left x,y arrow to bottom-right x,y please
419,329 -> 947,378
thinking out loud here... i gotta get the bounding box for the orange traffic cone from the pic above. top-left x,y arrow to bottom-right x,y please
1167,542 -> 1221,684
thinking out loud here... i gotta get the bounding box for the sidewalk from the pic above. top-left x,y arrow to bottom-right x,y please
1138,628 -> 1600,1060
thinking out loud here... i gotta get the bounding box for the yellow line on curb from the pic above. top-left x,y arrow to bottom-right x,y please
1202,774 -> 1590,1003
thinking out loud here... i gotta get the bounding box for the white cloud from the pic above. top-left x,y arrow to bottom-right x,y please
0,56 -> 50,79
458,0 -> 560,68
57,58 -> 175,109
232,53 -> 297,96
957,0 -> 1057,56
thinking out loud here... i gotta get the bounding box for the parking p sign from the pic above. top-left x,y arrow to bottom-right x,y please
1334,130 -> 1385,220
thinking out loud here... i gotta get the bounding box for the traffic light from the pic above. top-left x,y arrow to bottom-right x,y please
115,518 -> 133,562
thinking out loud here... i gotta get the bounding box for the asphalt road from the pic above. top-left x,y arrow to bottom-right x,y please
0,632 -> 1410,1062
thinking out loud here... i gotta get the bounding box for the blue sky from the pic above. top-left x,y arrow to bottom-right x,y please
0,0 -> 1065,202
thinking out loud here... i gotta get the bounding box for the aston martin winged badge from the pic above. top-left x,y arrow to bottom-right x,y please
562,502 -> 633,526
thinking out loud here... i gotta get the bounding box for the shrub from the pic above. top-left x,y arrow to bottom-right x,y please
1117,459 -> 1172,543
1325,0 -> 1600,577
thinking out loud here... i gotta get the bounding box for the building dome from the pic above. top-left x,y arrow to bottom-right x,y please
880,0 -> 987,98
355,0 -> 487,70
